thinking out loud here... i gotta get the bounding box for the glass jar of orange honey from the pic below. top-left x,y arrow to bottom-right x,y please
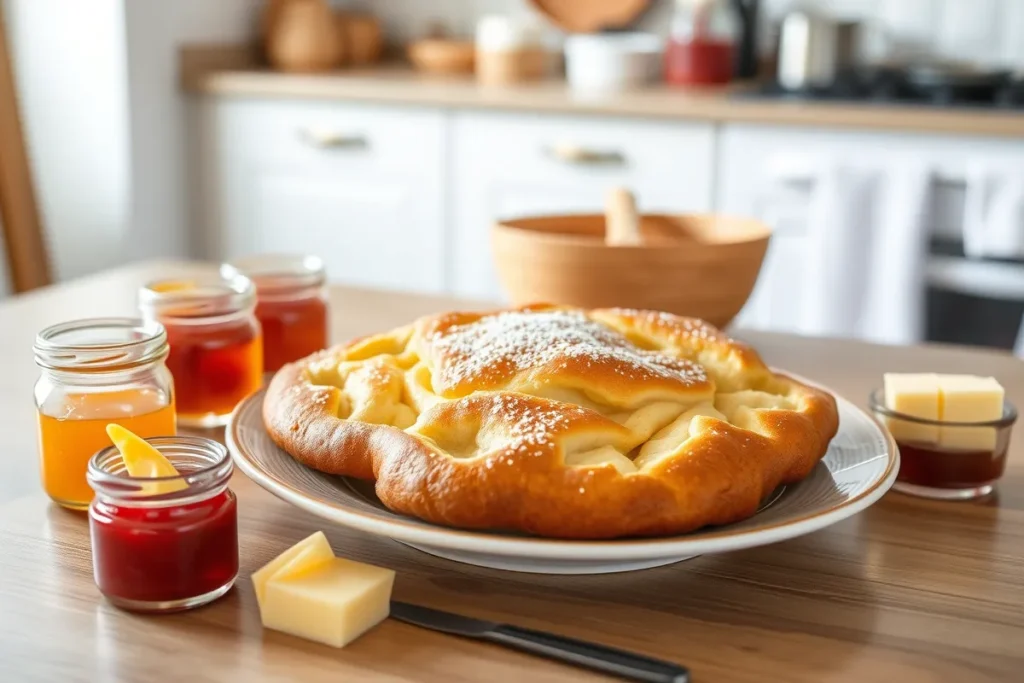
139,274 -> 263,428
221,255 -> 329,374
33,318 -> 177,510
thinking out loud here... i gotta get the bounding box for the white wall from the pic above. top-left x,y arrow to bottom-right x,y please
4,0 -> 131,281
122,0 -> 260,265
3,0 -> 259,284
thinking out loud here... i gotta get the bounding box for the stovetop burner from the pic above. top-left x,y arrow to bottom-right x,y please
738,66 -> 1024,110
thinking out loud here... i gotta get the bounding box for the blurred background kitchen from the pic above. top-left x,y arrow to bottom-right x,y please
2,0 -> 1024,356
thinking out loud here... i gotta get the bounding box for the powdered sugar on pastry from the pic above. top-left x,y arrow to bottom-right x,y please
426,309 -> 708,397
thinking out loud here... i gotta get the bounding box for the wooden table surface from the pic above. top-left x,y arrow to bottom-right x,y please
1,262 -> 1022,683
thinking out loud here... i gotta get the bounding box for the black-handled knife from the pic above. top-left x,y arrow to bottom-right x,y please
389,601 -> 690,683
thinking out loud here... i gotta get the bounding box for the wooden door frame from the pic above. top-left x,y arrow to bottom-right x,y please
0,2 -> 52,292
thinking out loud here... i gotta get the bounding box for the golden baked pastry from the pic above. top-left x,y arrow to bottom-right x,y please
263,305 -> 839,539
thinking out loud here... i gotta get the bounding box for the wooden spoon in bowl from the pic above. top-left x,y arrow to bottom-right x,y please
604,187 -> 642,246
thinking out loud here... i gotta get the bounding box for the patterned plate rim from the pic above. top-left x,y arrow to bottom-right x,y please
227,380 -> 898,560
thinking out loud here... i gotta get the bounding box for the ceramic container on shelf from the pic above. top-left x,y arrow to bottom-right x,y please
407,38 -> 477,75
475,15 -> 551,86
491,188 -> 772,328
564,32 -> 663,94
266,0 -> 343,73
337,12 -> 384,66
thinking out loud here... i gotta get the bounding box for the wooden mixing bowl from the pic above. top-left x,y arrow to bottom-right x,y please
492,208 -> 772,328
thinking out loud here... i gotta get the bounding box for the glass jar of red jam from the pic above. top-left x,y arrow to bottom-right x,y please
87,435 -> 238,612
221,254 -> 329,374
139,274 -> 263,428
869,390 -> 1018,500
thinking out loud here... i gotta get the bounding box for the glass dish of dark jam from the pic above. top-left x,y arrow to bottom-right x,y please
869,390 -> 1017,500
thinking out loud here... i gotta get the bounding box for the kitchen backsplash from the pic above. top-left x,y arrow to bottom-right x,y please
335,0 -> 1024,69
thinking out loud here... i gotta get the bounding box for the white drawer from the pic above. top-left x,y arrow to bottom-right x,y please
450,111 -> 716,300
195,99 -> 447,294
210,98 -> 445,171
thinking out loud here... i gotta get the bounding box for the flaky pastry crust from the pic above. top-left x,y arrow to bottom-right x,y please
263,305 -> 839,539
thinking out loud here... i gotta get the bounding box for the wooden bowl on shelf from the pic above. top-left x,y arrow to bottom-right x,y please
491,189 -> 772,328
407,38 -> 476,75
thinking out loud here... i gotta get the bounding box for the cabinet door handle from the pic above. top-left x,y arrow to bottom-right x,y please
544,143 -> 626,167
297,127 -> 370,150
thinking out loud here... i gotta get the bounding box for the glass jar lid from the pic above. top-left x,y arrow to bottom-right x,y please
34,318 -> 169,372
139,273 -> 256,320
220,254 -> 325,296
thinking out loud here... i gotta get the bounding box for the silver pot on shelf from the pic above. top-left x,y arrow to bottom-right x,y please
776,10 -> 862,90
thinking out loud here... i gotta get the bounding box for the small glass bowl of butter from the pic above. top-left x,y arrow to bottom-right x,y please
869,374 -> 1017,500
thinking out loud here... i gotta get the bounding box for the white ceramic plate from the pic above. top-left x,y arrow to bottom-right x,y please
227,385 -> 898,575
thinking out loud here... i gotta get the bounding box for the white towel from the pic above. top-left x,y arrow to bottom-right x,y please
963,163 -> 1024,260
799,162 -> 933,345
1016,315 -> 1024,359
860,166 -> 933,345
799,165 -> 877,339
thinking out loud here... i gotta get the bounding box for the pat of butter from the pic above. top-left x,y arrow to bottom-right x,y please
882,373 -> 1005,451
937,375 -> 1004,422
261,558 -> 395,648
937,375 -> 1004,451
882,373 -> 941,443
252,531 -> 334,610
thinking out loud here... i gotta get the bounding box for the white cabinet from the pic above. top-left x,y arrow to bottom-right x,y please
715,123 -> 1024,334
194,99 -> 446,293
450,111 -> 717,301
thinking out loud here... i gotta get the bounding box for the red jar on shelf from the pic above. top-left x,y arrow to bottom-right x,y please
221,254 -> 329,374
87,435 -> 238,613
665,0 -> 737,86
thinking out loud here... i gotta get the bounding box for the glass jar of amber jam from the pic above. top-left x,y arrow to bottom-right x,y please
139,274 -> 264,428
87,435 -> 238,613
869,390 -> 1018,500
33,318 -> 177,510
221,254 -> 329,374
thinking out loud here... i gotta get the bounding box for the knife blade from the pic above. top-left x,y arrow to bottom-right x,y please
390,601 -> 690,683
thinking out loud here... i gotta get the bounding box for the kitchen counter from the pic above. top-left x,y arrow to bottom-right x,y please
181,45 -> 1024,138
2,261 -> 1024,681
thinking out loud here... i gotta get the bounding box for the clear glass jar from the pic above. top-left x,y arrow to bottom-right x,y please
34,318 -> 176,510
665,0 -> 737,86
869,390 -> 1018,500
139,274 -> 263,428
88,435 -> 238,613
221,254 -> 329,374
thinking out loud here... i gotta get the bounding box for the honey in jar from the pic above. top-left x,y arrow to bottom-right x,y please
222,254 -> 329,374
33,318 -> 177,509
139,274 -> 263,428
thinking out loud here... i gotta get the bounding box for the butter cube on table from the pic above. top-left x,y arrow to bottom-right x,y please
262,558 -> 396,648
937,375 -> 1005,451
882,373 -> 940,443
251,531 -> 335,610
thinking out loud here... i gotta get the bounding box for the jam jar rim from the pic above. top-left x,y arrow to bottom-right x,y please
220,253 -> 326,295
868,389 -> 1018,428
139,273 -> 256,320
88,435 -> 232,504
34,317 -> 169,372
